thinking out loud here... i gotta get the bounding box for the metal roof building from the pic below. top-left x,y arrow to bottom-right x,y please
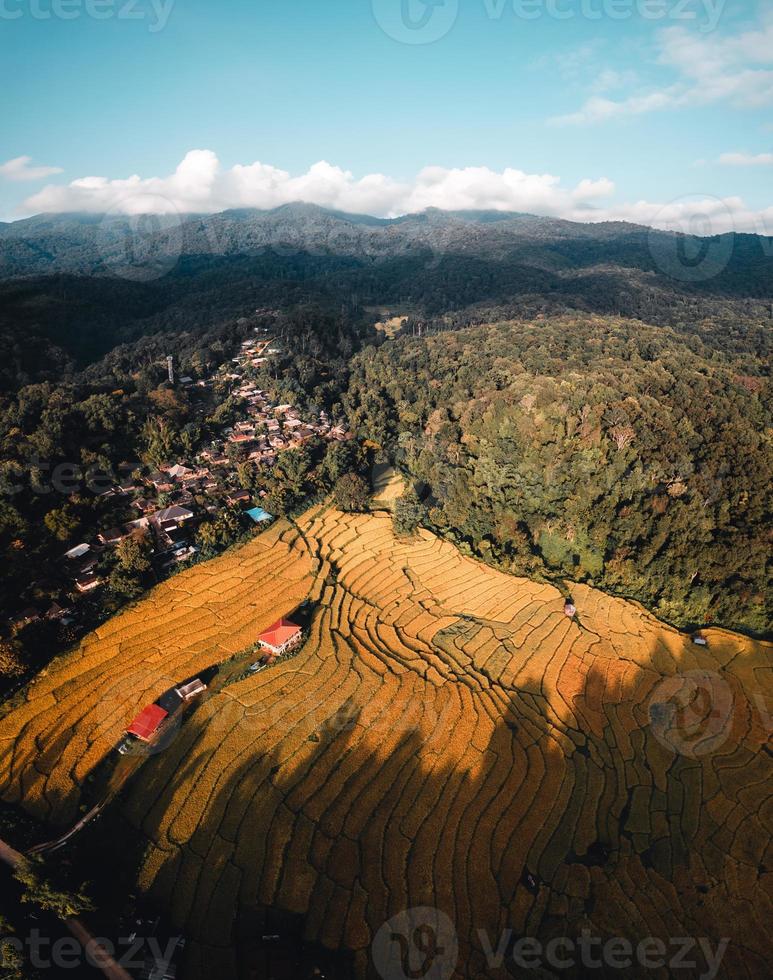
127,704 -> 168,742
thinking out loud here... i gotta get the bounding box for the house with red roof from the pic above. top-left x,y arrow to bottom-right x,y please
257,617 -> 303,657
127,704 -> 168,742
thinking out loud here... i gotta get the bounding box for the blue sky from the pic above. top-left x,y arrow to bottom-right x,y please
1,0 -> 771,231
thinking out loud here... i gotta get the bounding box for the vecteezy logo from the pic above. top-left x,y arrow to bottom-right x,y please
372,907 -> 458,980
372,0 -> 458,45
648,670 -> 735,758
323,699 -> 359,735
96,195 -> 183,282
647,194 -> 735,284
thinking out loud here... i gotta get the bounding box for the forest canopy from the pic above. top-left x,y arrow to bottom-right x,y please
345,315 -> 772,633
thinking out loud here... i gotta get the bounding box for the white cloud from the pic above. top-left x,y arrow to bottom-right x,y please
719,151 -> 773,165
16,150 -> 773,236
590,68 -> 640,93
22,151 -> 621,221
0,156 -> 63,182
550,89 -> 678,125
550,10 -> 773,126
595,195 -> 773,236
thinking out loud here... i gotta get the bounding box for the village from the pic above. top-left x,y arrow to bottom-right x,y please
7,327 -> 351,640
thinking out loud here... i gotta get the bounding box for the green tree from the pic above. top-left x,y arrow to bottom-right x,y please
141,416 -> 177,467
393,485 -> 425,537
274,448 -> 313,495
108,566 -> 145,601
0,639 -> 25,680
236,462 -> 254,490
180,424 -> 200,456
109,533 -> 151,599
195,520 -> 219,557
226,441 -> 247,465
322,441 -> 359,485
115,533 -> 151,574
263,485 -> 294,517
214,508 -> 242,546
14,859 -> 94,918
43,506 -> 80,543
333,473 -> 370,513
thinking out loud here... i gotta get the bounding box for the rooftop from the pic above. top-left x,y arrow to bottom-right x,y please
127,704 -> 168,741
258,617 -> 302,649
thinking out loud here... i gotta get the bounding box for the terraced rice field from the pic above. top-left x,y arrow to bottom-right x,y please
0,521 -> 313,825
0,506 -> 770,978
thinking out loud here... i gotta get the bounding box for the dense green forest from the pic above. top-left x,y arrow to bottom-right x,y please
0,255 -> 364,392
3,207 -> 773,299
346,316 -> 771,634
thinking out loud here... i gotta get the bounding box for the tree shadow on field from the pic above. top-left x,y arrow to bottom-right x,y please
115,621 -> 773,980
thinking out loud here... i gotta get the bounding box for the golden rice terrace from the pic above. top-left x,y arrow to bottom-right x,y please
0,507 -> 770,979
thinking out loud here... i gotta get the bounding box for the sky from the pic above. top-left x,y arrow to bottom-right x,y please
1,0 -> 772,233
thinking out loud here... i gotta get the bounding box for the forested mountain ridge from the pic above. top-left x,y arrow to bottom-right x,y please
2,205 -> 773,301
346,316 -> 772,634
1,204 -> 771,393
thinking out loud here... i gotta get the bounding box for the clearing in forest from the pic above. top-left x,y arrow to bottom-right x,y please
369,463 -> 405,510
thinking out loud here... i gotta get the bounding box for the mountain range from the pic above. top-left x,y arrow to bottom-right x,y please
1,203 -> 772,293
0,205 -> 771,394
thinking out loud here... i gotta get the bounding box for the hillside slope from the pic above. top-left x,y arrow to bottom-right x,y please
1,506 -> 770,978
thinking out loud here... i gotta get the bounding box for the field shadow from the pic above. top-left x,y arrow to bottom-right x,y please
113,622 -> 772,980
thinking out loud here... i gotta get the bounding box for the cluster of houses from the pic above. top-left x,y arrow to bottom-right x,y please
4,330 -> 351,638
214,335 -> 348,460
56,489 -> 206,599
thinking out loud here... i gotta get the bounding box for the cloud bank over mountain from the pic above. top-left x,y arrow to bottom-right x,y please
9,150 -> 773,236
